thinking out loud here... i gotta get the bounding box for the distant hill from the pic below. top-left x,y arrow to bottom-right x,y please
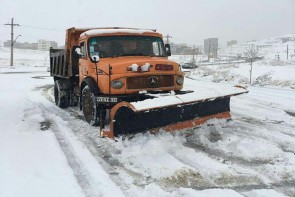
219,34 -> 295,61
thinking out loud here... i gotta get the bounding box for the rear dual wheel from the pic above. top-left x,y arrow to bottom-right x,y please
54,80 -> 69,108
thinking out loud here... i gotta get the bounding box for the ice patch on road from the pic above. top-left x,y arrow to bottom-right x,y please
177,188 -> 243,197
243,189 -> 288,197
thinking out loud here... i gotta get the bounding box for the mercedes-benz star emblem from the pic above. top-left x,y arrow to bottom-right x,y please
148,76 -> 159,87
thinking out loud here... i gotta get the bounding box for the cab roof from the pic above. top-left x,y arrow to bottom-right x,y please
78,28 -> 162,38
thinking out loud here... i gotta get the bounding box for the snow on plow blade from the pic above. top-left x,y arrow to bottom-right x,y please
100,82 -> 248,138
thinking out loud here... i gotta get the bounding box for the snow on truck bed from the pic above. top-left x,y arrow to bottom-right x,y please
131,78 -> 248,111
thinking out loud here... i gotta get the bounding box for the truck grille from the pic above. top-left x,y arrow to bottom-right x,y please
127,75 -> 174,89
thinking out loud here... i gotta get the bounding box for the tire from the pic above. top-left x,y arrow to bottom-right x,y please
54,80 -> 69,108
82,85 -> 100,126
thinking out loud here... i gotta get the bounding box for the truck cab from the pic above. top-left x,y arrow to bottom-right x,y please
78,28 -> 183,95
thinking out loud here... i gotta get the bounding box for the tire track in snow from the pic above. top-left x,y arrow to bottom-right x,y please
186,124 -> 295,174
31,86 -> 131,196
40,86 -> 160,188
49,122 -> 97,197
233,96 -> 295,130
39,106 -> 132,193
228,120 -> 295,154
184,140 -> 270,166
182,123 -> 295,196
37,86 -> 154,194
36,104 -> 98,197
167,141 -> 295,196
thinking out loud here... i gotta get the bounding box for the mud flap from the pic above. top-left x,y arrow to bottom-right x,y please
103,96 -> 231,137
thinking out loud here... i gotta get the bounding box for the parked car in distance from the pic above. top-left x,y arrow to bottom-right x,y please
182,62 -> 198,69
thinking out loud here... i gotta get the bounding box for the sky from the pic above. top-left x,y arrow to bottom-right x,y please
0,0 -> 294,47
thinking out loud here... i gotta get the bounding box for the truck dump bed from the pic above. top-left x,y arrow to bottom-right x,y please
50,27 -> 92,78
49,48 -> 68,78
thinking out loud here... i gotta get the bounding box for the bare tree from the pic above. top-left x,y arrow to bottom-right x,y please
244,45 -> 258,85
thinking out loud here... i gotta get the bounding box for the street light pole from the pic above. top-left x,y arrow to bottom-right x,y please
164,34 -> 172,44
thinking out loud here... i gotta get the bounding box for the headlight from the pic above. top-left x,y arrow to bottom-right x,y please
176,76 -> 184,85
111,80 -> 124,89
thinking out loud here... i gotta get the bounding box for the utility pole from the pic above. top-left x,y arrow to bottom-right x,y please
192,45 -> 195,63
287,45 -> 289,60
164,34 -> 172,44
4,18 -> 20,66
229,43 -> 232,63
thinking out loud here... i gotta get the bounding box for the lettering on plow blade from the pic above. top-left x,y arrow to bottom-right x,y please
112,97 -> 231,136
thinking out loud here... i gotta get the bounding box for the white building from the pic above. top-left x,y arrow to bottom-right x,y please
38,39 -> 58,50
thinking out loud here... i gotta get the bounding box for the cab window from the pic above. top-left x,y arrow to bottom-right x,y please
80,42 -> 86,59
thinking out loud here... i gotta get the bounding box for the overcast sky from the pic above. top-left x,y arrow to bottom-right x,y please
0,0 -> 294,46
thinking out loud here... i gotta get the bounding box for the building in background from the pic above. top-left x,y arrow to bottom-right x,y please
4,40 -> 41,50
3,40 -> 33,49
227,40 -> 237,47
170,43 -> 199,55
3,39 -> 57,50
23,42 -> 38,50
38,40 -> 58,50
204,38 -> 218,58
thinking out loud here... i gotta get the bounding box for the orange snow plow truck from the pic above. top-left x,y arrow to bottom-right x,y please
50,27 -> 247,138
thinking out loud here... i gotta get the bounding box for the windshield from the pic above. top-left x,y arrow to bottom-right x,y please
88,36 -> 166,58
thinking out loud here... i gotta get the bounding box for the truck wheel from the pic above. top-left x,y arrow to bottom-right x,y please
54,80 -> 69,108
82,85 -> 100,126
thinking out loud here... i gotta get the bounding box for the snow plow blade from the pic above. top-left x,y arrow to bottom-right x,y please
100,87 -> 247,138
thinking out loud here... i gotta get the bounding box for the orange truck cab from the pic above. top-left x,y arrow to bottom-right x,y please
50,27 -> 184,128
78,28 -> 184,95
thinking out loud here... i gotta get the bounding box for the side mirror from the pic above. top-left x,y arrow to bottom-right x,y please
75,47 -> 82,55
91,55 -> 100,63
165,44 -> 171,56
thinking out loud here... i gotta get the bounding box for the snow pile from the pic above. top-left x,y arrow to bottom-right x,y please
111,130 -> 258,188
128,63 -> 150,72
131,78 -> 247,110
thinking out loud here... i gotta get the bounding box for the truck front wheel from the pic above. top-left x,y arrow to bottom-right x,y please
82,85 -> 100,126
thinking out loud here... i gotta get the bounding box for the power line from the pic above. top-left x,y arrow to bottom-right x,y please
19,25 -> 63,32
2,24 -> 62,31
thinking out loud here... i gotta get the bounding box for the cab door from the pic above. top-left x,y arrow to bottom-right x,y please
79,41 -> 89,84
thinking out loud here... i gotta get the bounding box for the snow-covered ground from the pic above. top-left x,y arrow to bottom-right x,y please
0,34 -> 295,197
171,33 -> 295,90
